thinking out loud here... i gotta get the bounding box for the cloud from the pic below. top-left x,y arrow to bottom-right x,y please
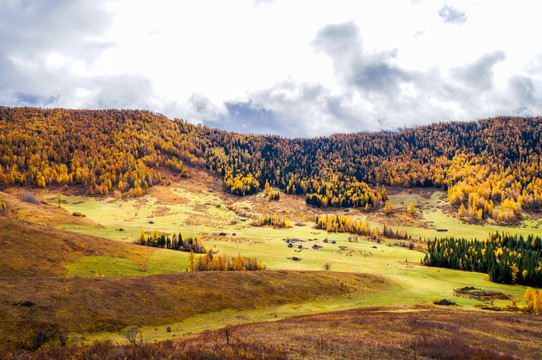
1,2 -> 542,138
90,74 -> 154,110
254,0 -> 275,6
0,0 -> 115,60
0,0 -> 116,108
201,79 -> 382,138
206,23 -> 541,137
451,51 -> 506,91
313,22 -> 411,96
438,5 -> 468,25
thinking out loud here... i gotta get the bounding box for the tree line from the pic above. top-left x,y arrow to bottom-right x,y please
138,230 -> 265,271
424,232 -> 542,287
315,214 -> 410,240
192,252 -> 265,271
138,230 -> 206,253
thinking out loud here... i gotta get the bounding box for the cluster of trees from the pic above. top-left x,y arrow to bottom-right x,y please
315,215 -> 410,240
192,251 -> 265,271
264,181 -> 280,200
445,157 -> 540,222
199,116 -> 542,218
424,232 -> 542,287
263,183 -> 280,201
251,214 -> 291,228
2,107 -> 542,221
524,288 -> 542,314
138,230 -> 206,253
0,108 -> 189,196
223,171 -> 260,196
305,181 -> 387,210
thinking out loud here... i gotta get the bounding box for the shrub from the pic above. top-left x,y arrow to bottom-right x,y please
21,192 -> 40,204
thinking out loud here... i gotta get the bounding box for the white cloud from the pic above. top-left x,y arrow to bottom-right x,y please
1,0 -> 542,136
438,5 -> 468,25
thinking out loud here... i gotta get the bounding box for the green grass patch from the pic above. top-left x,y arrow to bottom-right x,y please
65,256 -> 147,277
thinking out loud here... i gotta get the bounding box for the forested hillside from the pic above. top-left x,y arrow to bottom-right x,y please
1,107 -> 541,222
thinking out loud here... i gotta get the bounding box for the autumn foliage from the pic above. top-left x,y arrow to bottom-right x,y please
315,214 -> 410,240
1,107 -> 542,222
138,230 -> 206,253
194,252 -> 265,271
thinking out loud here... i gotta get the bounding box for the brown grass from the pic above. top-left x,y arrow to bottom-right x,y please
155,165 -> 225,200
0,191 -> 98,227
0,271 -> 387,348
247,193 -> 331,223
179,305 -> 542,360
0,217 -> 155,277
3,305 -> 541,359
0,339 -> 287,359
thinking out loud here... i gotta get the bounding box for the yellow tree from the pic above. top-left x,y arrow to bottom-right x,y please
384,200 -> 392,215
189,251 -> 195,272
139,229 -> 147,245
407,202 -> 415,216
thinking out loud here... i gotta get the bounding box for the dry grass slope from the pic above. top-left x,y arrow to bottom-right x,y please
0,191 -> 98,227
180,305 -> 542,359
0,217 -> 155,277
0,271 -> 387,348
3,306 -> 541,359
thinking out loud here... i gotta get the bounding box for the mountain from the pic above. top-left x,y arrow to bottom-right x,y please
1,106 -> 541,222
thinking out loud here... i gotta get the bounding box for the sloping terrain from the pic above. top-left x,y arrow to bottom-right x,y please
2,306 -> 541,359
180,305 -> 542,359
0,216 -> 154,277
0,271 -> 388,348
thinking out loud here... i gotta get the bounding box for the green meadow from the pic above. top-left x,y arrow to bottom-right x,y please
49,184 -> 537,343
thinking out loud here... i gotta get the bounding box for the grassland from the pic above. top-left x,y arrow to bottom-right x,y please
0,216 -> 154,277
175,305 -> 542,360
1,166 -> 541,355
3,305 -> 541,359
0,271 -> 387,348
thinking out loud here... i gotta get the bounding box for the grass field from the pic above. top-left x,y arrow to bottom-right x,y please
4,305 -> 541,359
0,271 -> 387,348
1,168 -> 541,351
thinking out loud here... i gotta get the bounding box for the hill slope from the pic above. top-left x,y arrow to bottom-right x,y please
1,107 -> 541,222
0,215 -> 155,277
0,271 -> 388,348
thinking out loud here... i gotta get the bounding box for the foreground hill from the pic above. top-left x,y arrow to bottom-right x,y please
0,271 -> 387,349
1,107 -> 541,222
2,305 -> 541,359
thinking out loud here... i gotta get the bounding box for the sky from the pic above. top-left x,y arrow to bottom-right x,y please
1,0 -> 542,138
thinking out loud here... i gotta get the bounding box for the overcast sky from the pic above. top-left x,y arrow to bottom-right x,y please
1,0 -> 542,137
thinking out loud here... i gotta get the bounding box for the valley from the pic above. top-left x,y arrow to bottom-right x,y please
1,108 -> 541,358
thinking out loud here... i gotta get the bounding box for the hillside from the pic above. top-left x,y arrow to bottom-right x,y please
0,216 -> 155,277
3,305 -> 541,359
1,107 -> 541,222
0,271 -> 387,349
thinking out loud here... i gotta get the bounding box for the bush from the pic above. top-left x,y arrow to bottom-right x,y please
72,212 -> 85,217
21,192 -> 40,204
